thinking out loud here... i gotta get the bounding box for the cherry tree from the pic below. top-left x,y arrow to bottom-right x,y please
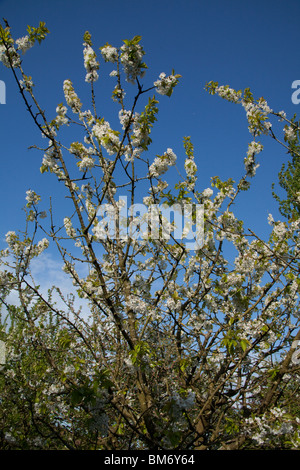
271,112 -> 300,221
0,21 -> 299,450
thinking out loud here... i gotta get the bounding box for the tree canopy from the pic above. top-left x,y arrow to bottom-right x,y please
0,21 -> 299,450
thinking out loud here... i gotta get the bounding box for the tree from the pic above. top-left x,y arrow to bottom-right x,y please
272,113 -> 300,221
0,21 -> 299,450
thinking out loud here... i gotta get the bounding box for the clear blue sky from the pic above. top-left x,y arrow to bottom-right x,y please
1,0 -> 300,258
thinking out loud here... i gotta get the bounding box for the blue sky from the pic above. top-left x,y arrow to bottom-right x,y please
0,0 -> 300,269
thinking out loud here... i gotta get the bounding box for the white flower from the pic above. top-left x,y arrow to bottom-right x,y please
83,43 -> 99,82
55,104 -> 68,126
119,109 -> 132,130
242,99 -> 272,136
277,110 -> 287,120
184,158 -> 197,178
19,76 -> 34,91
202,188 -> 213,198
126,295 -> 149,315
5,232 -> 19,252
272,221 -> 287,239
0,43 -> 20,68
244,153 -> 260,177
36,238 -> 49,255
215,85 -> 242,103
26,189 -> 40,206
284,125 -> 297,142
120,40 -> 146,83
15,35 -> 34,54
78,156 -> 95,171
64,217 -> 76,237
101,45 -> 118,63
154,72 -> 179,96
0,44 -> 10,67
92,119 -> 120,155
63,79 -> 82,113
247,141 -> 263,156
149,148 -> 177,178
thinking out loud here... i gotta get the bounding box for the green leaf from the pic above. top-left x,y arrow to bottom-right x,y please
27,21 -> 49,45
240,339 -> 249,352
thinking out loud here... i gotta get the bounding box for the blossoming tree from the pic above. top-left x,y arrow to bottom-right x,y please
272,113 -> 300,221
0,21 -> 299,450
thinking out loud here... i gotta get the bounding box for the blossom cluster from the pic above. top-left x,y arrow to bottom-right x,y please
154,72 -> 180,96
184,155 -> 198,189
284,125 -> 297,143
184,158 -> 197,178
69,142 -> 95,171
92,119 -> 120,156
212,83 -> 273,137
0,42 -> 20,68
25,189 -> 40,207
5,231 -> 19,252
83,42 -> 99,82
54,103 -> 68,127
149,148 -> 177,178
63,79 -> 82,114
242,97 -> 273,136
100,44 -> 118,63
214,85 -> 242,103
120,37 -> 146,83
119,109 -> 150,159
41,144 -> 63,177
245,408 -> 299,448
28,238 -> 49,257
15,35 -> 34,54
125,294 -> 151,317
112,84 -> 125,103
168,391 -> 196,420
244,140 -> 263,177
247,141 -> 263,156
5,230 -> 49,259
19,75 -> 34,91
63,217 -> 77,238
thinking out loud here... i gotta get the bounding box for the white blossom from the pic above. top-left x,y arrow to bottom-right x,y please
120,40 -> 146,83
63,79 -> 82,113
284,125 -> 297,142
202,188 -> 213,198
184,158 -> 197,178
25,189 -> 40,206
15,35 -> 34,54
55,104 -> 68,126
247,141 -> 263,156
154,72 -> 179,96
83,43 -> 99,82
0,43 -> 20,68
92,119 -> 120,155
215,85 -> 242,103
149,148 -> 177,178
64,217 -> 77,238
101,44 -> 118,63
19,76 -> 34,91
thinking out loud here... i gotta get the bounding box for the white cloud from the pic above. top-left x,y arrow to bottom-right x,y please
1,251 -> 91,325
